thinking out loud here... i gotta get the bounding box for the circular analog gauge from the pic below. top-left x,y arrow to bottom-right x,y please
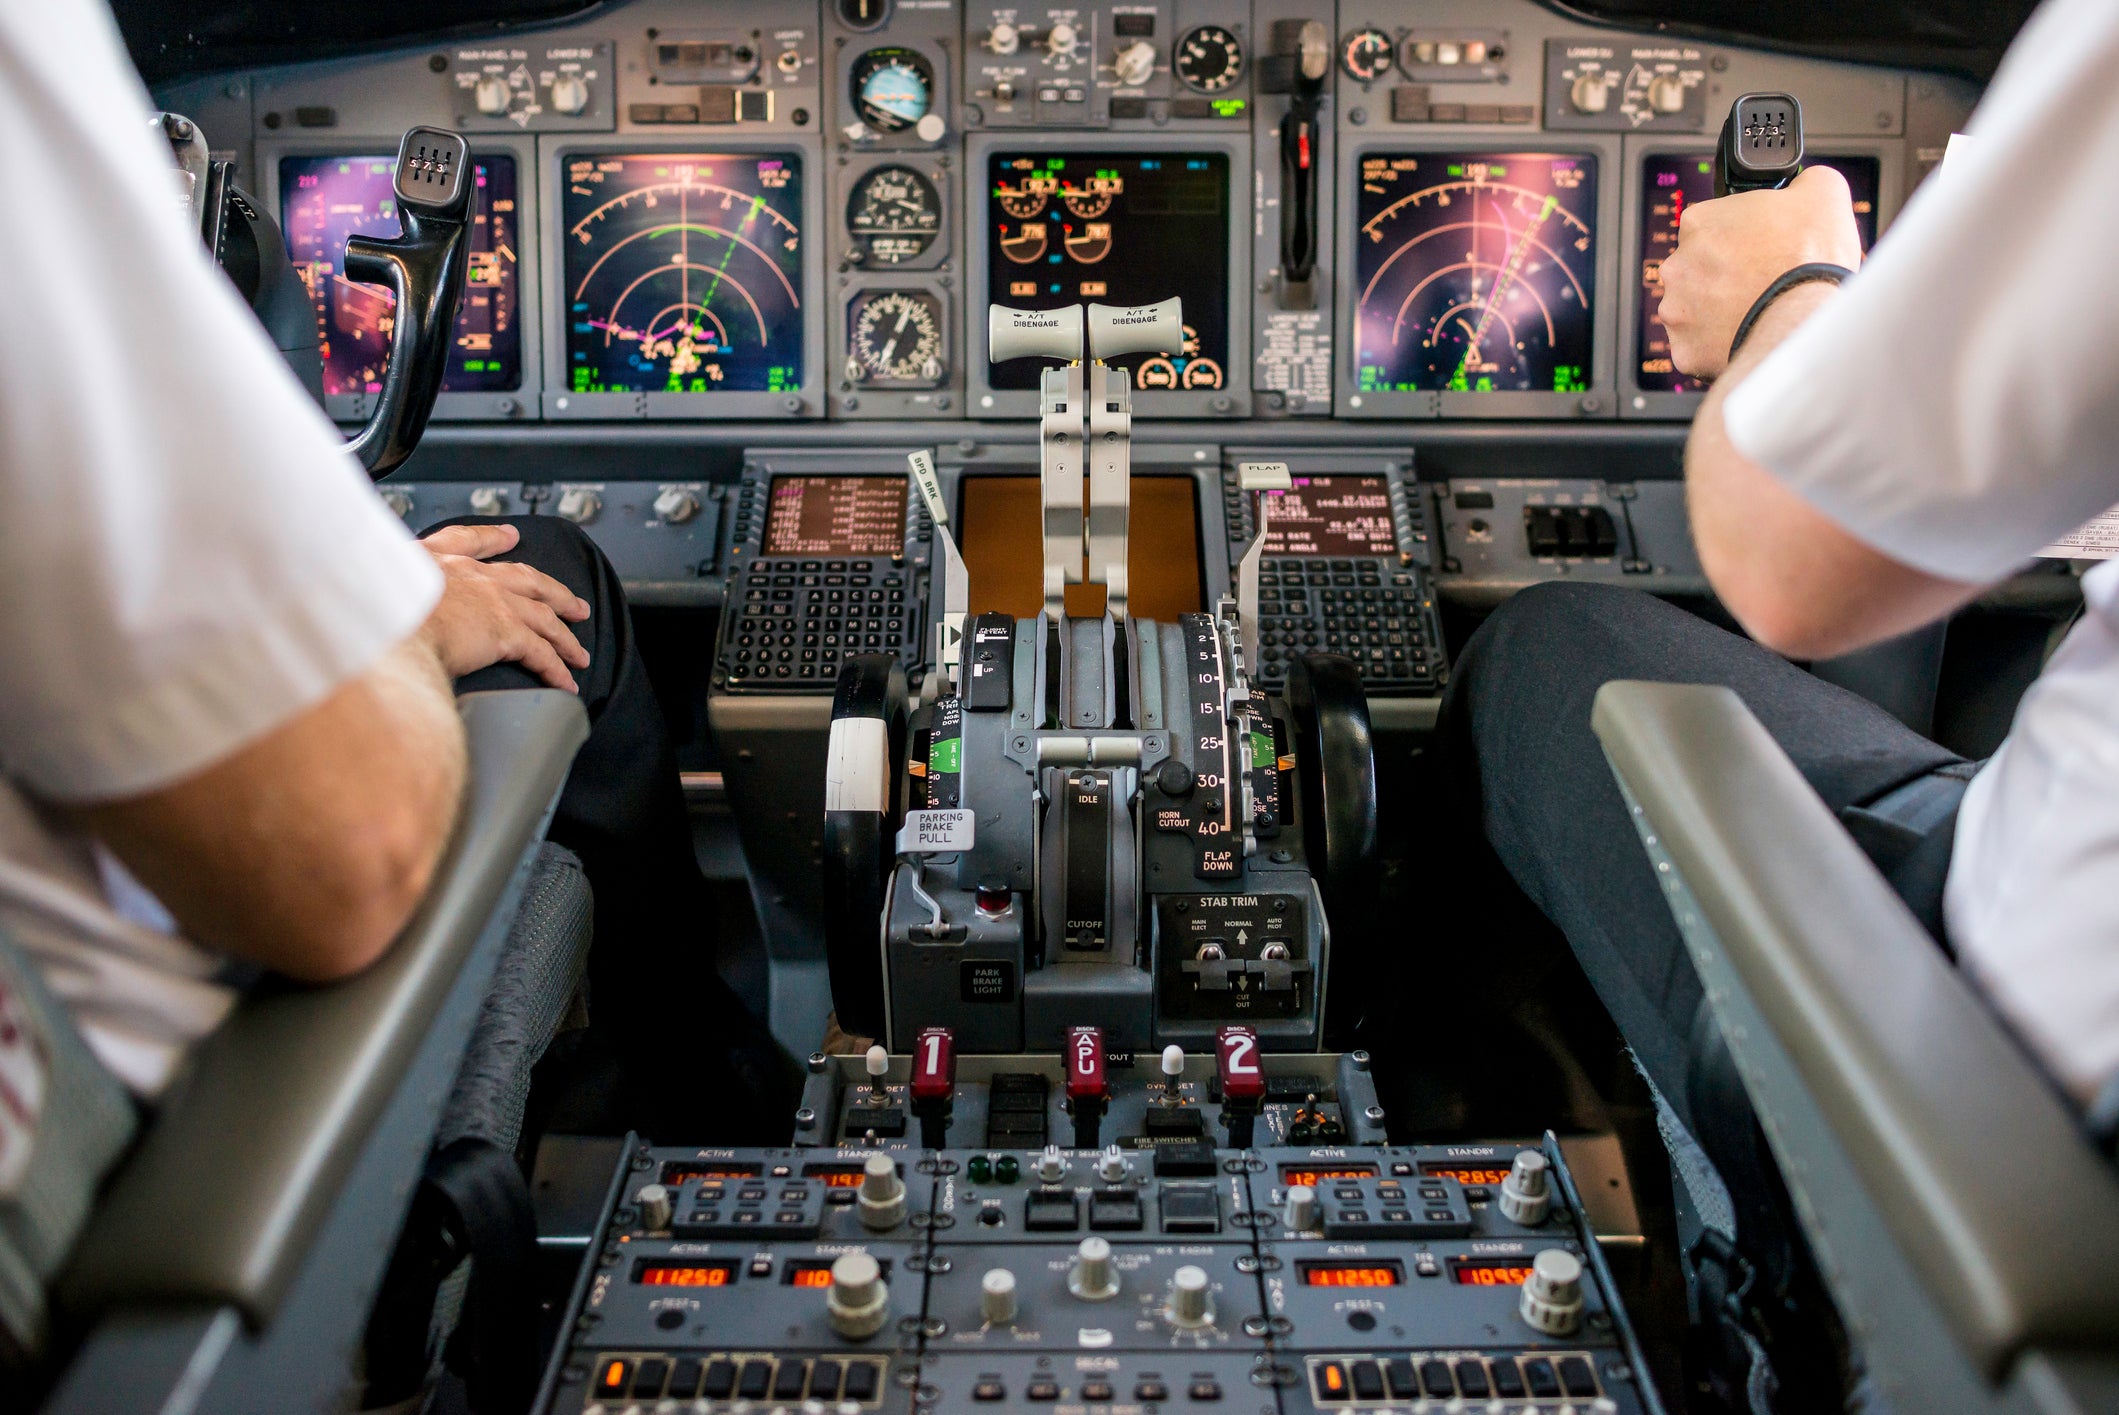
1341,28 -> 1394,82
1174,24 -> 1245,92
851,47 -> 934,132
1062,175 -> 1116,219
1136,356 -> 1178,388
1064,222 -> 1113,264
847,164 -> 941,264
994,172 -> 1053,219
1182,356 -> 1224,389
999,222 -> 1048,263
847,289 -> 945,386
836,0 -> 892,32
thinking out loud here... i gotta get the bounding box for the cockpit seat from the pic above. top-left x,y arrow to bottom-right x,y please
1592,681 -> 2119,1414
13,688 -> 585,1415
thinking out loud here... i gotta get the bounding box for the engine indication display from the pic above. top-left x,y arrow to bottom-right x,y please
280,154 -> 520,396
986,152 -> 1228,393
1261,476 -> 1396,557
1354,152 -> 1598,394
1637,153 -> 1878,394
561,153 -> 802,394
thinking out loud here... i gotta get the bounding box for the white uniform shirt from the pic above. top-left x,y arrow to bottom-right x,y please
0,0 -> 443,1094
1724,0 -> 2119,1104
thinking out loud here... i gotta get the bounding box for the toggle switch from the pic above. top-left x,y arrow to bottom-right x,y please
1159,1045 -> 1187,1106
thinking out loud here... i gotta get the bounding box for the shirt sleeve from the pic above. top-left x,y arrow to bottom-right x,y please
0,0 -> 442,803
1721,0 -> 2119,585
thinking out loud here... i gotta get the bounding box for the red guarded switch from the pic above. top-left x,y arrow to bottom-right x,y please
1216,1026 -> 1266,1101
1065,1026 -> 1108,1101
911,1027 -> 955,1102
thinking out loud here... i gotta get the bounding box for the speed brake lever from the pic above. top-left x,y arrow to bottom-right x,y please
1276,21 -> 1330,303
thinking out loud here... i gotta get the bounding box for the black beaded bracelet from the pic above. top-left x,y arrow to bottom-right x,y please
1728,262 -> 1853,360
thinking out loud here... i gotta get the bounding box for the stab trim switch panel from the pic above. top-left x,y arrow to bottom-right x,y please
1525,504 -> 1618,559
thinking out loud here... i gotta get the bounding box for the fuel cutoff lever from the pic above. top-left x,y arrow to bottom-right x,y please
1713,92 -> 1804,197
343,126 -> 474,480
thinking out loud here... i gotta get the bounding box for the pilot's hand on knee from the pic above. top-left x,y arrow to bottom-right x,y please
1659,165 -> 1862,381
414,523 -> 592,691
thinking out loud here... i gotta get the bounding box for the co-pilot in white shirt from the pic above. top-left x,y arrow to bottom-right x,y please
0,0 -> 441,1094
1725,0 -> 2119,1105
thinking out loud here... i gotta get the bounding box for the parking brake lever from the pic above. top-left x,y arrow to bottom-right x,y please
343,127 -> 474,480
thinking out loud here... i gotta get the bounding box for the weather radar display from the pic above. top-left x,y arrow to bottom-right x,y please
562,153 -> 803,394
280,154 -> 520,396
1354,152 -> 1598,394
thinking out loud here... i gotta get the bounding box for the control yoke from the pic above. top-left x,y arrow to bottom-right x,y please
343,127 -> 476,480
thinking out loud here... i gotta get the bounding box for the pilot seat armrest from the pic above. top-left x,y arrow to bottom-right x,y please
58,690 -> 588,1327
1590,681 -> 2119,1378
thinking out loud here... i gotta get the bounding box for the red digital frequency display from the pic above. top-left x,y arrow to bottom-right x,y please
1279,1163 -> 1378,1187
634,1259 -> 737,1287
1451,1259 -> 1537,1287
784,1262 -> 837,1288
1261,476 -> 1396,557
1299,1261 -> 1404,1288
659,1161 -> 762,1184
762,475 -> 906,557
802,1164 -> 870,1189
1421,1163 -> 1512,1186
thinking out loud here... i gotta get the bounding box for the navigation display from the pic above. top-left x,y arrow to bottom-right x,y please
761,475 -> 905,557
561,153 -> 803,394
1637,153 -> 1879,393
1353,151 -> 1598,394
986,152 -> 1228,393
1262,476 -> 1396,557
280,154 -> 520,395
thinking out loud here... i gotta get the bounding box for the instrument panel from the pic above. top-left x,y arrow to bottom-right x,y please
210,0 -> 1949,428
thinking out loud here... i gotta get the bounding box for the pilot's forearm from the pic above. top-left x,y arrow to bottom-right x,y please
1685,284 -> 1979,660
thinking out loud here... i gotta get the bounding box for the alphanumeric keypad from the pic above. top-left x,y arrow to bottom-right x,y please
1254,557 -> 1445,692
720,557 -> 916,688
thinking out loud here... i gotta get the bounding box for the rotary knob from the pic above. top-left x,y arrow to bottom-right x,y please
1569,72 -> 1611,115
636,1182 -> 672,1230
473,75 -> 512,116
1283,1183 -> 1320,1232
980,1268 -> 1018,1325
1113,39 -> 1156,86
857,1153 -> 907,1230
556,487 -> 601,524
827,1252 -> 891,1339
467,486 -> 508,516
1519,1249 -> 1585,1336
1096,1144 -> 1130,1182
1068,1237 -> 1120,1301
1046,21 -> 1078,55
1499,1149 -> 1552,1226
1165,1265 -> 1214,1328
549,73 -> 591,115
378,488 -> 414,520
653,488 -> 700,524
1034,1144 -> 1068,1184
987,21 -> 1020,55
1648,72 -> 1687,114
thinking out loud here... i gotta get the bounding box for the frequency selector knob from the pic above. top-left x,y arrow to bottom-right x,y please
1165,1265 -> 1214,1328
857,1153 -> 907,1230
827,1252 -> 891,1339
1113,40 -> 1156,86
1519,1249 -> 1585,1336
1283,1183 -> 1320,1231
636,1183 -> 672,1230
980,1268 -> 1018,1325
473,75 -> 512,115
1499,1149 -> 1552,1225
1068,1237 -> 1120,1301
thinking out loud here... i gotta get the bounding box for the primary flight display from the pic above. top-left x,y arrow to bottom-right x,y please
985,152 -> 1229,393
1353,151 -> 1598,394
279,153 -> 521,396
560,153 -> 804,394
